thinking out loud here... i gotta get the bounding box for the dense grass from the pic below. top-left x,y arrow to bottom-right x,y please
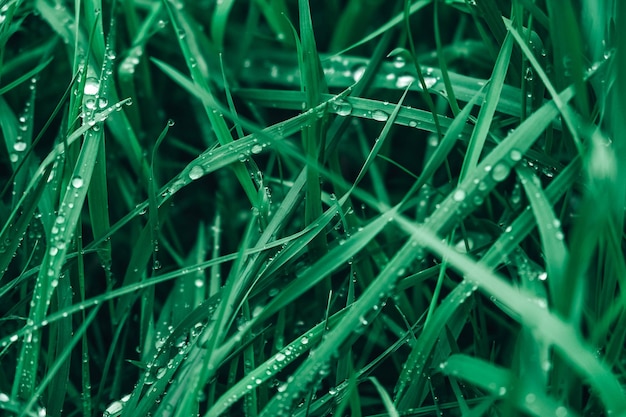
1,0 -> 625,416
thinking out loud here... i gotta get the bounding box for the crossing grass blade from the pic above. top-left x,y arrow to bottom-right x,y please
0,57 -> 53,95
516,166 -> 569,316
504,19 -> 583,152
397,215 -> 626,414
440,354 -> 580,417
394,85 -> 576,408
162,0 -> 259,208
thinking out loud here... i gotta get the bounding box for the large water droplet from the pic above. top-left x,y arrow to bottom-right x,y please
71,176 -> 84,189
188,165 -> 204,180
392,56 -> 406,68
352,65 -> 366,82
555,406 -> 568,417
13,142 -> 27,152
332,99 -> 352,116
396,74 -> 415,88
84,77 -> 100,96
491,162 -> 510,182
453,189 -> 466,202
371,110 -> 389,121
251,144 -> 263,154
421,76 -> 438,89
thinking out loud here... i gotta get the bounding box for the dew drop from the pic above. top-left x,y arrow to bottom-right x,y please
491,162 -> 510,182
352,66 -> 366,82
453,189 -> 466,202
392,56 -> 406,68
71,176 -> 84,189
332,99 -> 352,116
84,77 -> 100,96
396,74 -> 415,88
251,144 -> 263,154
188,166 -> 204,180
13,142 -> 27,152
510,149 -> 522,162
371,110 -> 389,121
421,76 -> 438,89
555,406 -> 568,417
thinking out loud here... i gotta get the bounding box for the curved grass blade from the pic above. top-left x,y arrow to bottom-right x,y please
162,0 -> 259,208
517,166 -> 569,316
0,57 -> 53,95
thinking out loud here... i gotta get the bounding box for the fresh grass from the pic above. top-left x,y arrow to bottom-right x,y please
1,1 -> 625,416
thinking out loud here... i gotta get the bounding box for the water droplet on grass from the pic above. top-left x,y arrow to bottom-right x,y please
188,166 -> 204,180
396,74 -> 415,88
491,162 -> 510,182
453,189 -> 466,202
251,144 -> 263,154
352,65 -> 366,82
71,176 -> 84,188
392,56 -> 406,68
84,77 -> 99,96
332,99 -> 352,116
510,149 -> 522,161
372,110 -> 389,121
13,142 -> 27,152
555,406 -> 568,417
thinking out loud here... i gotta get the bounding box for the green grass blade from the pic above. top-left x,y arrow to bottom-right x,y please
440,354 -> 580,417
459,32 -> 514,180
394,216 -> 626,414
